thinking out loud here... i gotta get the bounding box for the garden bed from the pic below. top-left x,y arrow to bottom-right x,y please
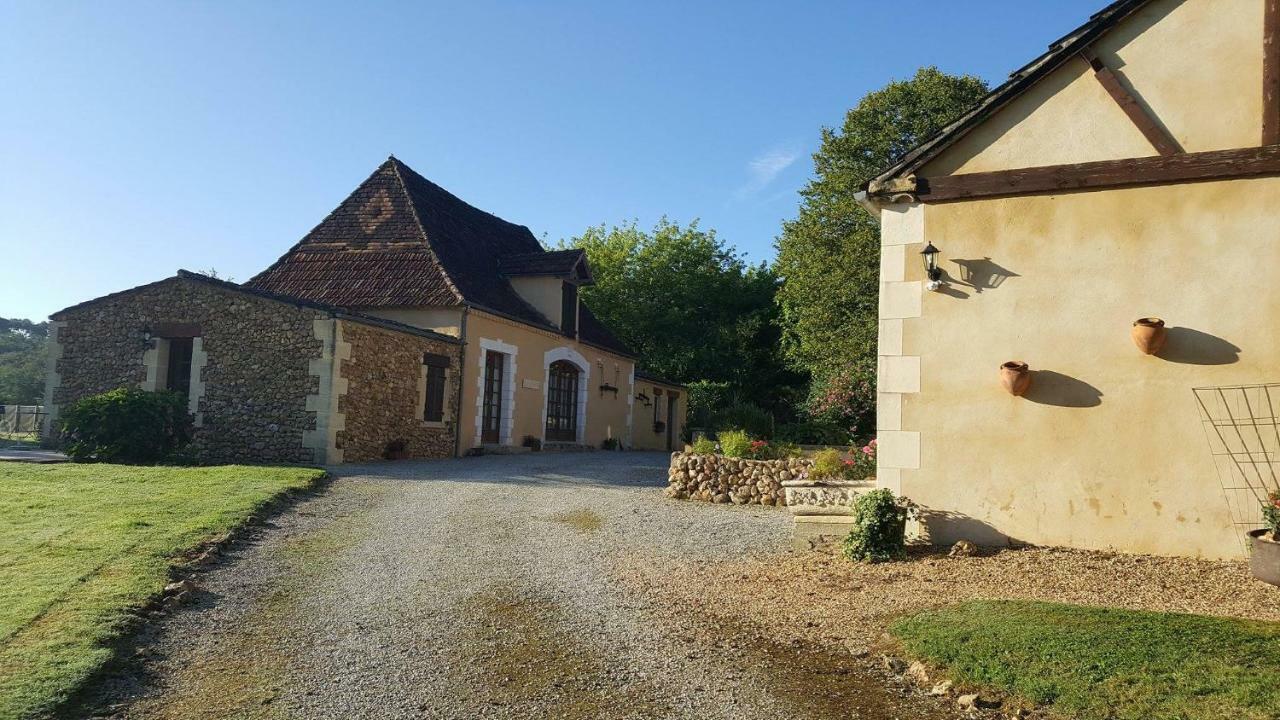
0,462 -> 326,719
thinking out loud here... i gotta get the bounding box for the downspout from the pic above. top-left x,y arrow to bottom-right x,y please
453,306 -> 469,458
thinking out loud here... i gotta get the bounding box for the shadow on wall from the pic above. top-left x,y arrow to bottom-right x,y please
914,506 -> 1019,548
1156,327 -> 1241,365
933,258 -> 1021,299
1023,370 -> 1103,408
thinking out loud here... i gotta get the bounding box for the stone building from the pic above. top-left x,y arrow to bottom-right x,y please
45,157 -> 685,462
857,0 -> 1280,558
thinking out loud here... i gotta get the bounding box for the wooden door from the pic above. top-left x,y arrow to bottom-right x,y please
482,350 -> 503,444
545,361 -> 579,442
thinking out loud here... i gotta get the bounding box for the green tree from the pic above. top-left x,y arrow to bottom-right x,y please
774,67 -> 987,429
0,318 -> 49,405
562,219 -> 802,417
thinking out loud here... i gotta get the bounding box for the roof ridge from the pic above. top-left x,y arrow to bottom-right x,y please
390,157 -> 540,251
387,157 -> 465,303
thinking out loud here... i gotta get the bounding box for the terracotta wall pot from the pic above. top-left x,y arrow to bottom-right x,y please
999,361 -> 1032,396
1131,317 -> 1168,355
1248,530 -> 1280,587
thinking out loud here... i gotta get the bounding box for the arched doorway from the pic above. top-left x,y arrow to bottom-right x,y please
545,360 -> 580,442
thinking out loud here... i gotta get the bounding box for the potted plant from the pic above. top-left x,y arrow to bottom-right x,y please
1131,317 -> 1168,355
999,361 -> 1031,396
1247,491 -> 1280,586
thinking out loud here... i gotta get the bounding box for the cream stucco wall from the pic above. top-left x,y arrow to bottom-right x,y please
630,379 -> 688,451
922,0 -> 1263,177
362,307 -> 464,337
508,277 -> 566,329
878,177 -> 1280,560
459,309 -> 635,451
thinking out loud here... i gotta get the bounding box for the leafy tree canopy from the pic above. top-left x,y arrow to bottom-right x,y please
0,317 -> 49,405
774,66 -> 988,425
561,219 -> 802,416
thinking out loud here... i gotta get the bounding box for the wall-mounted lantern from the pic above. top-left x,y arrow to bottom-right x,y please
921,242 -> 943,291
636,391 -> 651,407
141,327 -> 152,348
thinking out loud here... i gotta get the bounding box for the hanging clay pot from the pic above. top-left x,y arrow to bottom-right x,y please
1131,317 -> 1168,355
1000,361 -> 1032,396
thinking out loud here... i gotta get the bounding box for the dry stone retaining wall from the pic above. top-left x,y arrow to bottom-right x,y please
665,451 -> 813,506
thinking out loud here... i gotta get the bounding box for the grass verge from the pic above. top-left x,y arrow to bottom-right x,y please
0,462 -> 325,719
892,599 -> 1280,720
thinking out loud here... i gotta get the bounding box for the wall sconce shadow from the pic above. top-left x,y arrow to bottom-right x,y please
1023,370 -> 1103,408
951,257 -> 1020,293
1155,327 -> 1241,365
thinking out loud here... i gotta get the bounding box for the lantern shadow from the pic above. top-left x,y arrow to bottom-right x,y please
950,257 -> 1020,293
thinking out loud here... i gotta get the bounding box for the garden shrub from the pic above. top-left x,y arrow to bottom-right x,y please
842,488 -> 910,563
60,387 -> 193,464
600,437 -> 621,450
718,429 -> 752,458
710,402 -> 774,439
687,379 -> 732,428
521,435 -> 542,451
690,437 -> 717,454
775,420 -> 852,446
1264,491 -> 1280,536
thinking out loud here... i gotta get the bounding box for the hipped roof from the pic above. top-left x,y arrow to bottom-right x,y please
247,157 -> 632,357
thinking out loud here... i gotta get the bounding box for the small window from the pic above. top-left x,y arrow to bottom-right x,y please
423,353 -> 449,422
561,282 -> 578,335
165,337 -> 194,395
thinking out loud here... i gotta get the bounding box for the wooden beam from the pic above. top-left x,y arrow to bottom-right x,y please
1079,47 -> 1180,156
911,144 -> 1280,203
1265,0 -> 1280,144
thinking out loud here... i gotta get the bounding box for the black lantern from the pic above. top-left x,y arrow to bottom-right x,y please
920,243 -> 941,282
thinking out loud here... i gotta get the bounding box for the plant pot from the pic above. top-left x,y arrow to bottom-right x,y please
1247,529 -> 1280,587
999,361 -> 1031,396
1131,317 -> 1168,355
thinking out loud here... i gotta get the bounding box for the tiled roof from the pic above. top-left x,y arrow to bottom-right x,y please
497,249 -> 591,281
246,157 -> 632,357
52,270 -> 461,345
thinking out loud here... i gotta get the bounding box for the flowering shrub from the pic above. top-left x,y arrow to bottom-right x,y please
719,430 -> 800,460
808,440 -> 877,482
806,367 -> 876,438
1263,491 -> 1280,537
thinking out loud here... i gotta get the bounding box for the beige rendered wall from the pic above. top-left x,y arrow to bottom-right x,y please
877,177 -> 1280,560
922,0 -> 1263,176
630,380 -> 688,451
508,277 -> 566,329
460,309 -> 635,450
362,307 -> 464,337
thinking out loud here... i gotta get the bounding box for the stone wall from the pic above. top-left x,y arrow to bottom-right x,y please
337,319 -> 459,462
49,276 -> 325,464
664,451 -> 812,506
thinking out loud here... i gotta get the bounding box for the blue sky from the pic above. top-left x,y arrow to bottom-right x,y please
1,1 -> 1102,322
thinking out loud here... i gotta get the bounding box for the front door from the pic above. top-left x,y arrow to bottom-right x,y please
545,360 -> 580,442
482,350 -> 504,444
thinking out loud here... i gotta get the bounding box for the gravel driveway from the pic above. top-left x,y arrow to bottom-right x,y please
82,451 -> 953,720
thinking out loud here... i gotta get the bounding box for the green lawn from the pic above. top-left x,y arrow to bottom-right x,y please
892,600 -> 1280,720
0,463 -> 325,720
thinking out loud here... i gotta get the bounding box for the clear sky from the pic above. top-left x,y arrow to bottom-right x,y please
1,1 -> 1103,322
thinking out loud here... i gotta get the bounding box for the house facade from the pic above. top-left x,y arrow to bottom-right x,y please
860,0 -> 1280,559
44,158 -> 685,462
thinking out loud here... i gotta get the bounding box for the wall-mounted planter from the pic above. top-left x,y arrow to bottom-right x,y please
1131,317 -> 1168,355
1000,361 -> 1032,396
